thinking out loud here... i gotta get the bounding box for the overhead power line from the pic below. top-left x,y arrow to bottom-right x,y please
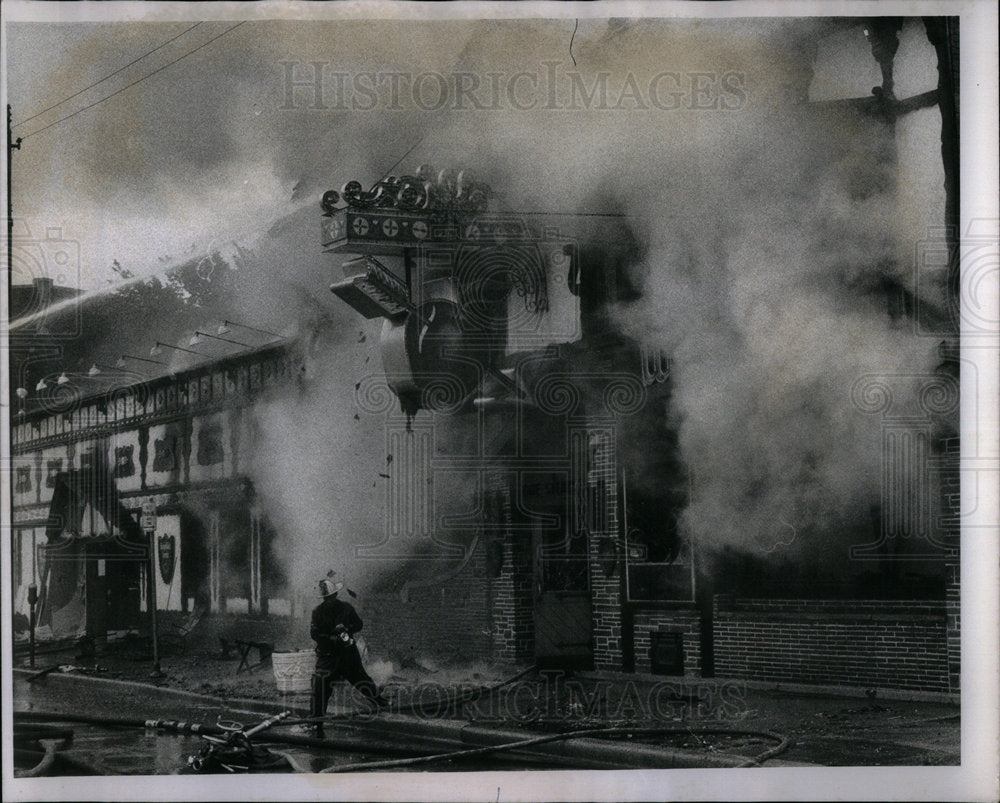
376,136 -> 427,186
14,22 -> 204,129
21,21 -> 247,141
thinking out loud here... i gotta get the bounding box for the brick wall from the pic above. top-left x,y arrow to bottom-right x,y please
939,435 -> 960,693
632,607 -> 702,676
587,427 -> 624,670
713,597 -> 950,692
491,471 -> 535,662
360,539 -> 493,662
945,561 -> 959,693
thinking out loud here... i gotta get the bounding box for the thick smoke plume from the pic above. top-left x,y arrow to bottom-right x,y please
420,19 -> 949,567
10,18 -> 951,582
610,113 -> 943,565
246,317 -> 388,599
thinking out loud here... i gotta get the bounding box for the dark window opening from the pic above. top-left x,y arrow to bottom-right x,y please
114,445 -> 135,478
16,467 -> 32,494
624,478 -> 690,602
712,544 -> 948,600
46,460 -> 63,488
197,420 -> 224,466
650,632 -> 685,675
153,436 -> 179,472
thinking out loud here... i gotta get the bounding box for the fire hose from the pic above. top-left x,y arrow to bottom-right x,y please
13,724 -> 79,778
278,662 -> 538,727
14,709 -> 375,750
14,740 -> 60,778
187,710 -> 292,773
317,726 -> 792,772
13,710 -> 791,769
14,661 -> 793,770
15,710 -> 227,733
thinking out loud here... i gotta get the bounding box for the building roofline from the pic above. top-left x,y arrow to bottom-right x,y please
15,336 -> 298,422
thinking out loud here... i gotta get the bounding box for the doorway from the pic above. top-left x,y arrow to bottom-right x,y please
526,472 -> 593,668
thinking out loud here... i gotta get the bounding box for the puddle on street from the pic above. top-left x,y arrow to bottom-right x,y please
16,720 -> 559,775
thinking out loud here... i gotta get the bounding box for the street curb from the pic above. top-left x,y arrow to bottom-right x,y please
576,671 -> 960,706
12,666 -> 294,716
12,668 -> 813,768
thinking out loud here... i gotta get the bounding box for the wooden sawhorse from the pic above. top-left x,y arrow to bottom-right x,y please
220,637 -> 273,673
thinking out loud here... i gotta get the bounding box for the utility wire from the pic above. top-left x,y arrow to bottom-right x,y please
21,21 -> 247,141
374,135 -> 427,187
14,22 -> 204,129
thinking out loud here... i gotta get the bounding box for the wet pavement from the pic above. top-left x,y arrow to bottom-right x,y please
12,675 -> 572,774
13,716 -> 468,775
12,661 -> 960,773
716,687 -> 960,766
15,674 -> 349,774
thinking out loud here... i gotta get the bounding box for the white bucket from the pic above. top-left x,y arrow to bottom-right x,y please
272,650 -> 315,693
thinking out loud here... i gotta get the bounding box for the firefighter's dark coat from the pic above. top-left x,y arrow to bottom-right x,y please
310,595 -> 378,723
310,596 -> 363,656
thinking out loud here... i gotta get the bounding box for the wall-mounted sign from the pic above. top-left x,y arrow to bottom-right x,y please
158,534 -> 176,585
141,500 -> 156,532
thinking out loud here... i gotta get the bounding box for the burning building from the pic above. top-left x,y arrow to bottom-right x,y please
318,153 -> 957,689
9,330 -> 304,642
313,17 -> 960,690
8,15 -> 961,695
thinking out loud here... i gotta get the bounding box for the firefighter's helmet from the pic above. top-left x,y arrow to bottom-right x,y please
319,577 -> 344,598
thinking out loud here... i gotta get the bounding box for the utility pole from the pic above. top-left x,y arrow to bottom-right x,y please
142,499 -> 164,678
7,105 -> 22,304
147,527 -> 163,677
8,107 -> 24,649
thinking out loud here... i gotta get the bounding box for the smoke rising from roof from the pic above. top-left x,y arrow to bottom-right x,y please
214,18 -> 949,575
9,17 -> 952,580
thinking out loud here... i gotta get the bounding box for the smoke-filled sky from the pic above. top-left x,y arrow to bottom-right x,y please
4,7 -> 961,578
6,14 -> 941,289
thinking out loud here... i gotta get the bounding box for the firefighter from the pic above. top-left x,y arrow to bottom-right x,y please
310,575 -> 385,736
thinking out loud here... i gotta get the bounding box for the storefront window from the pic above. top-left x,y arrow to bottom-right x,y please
623,483 -> 693,602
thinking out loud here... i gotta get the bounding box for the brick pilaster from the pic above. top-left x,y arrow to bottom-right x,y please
489,470 -> 534,662
940,435 -> 960,693
585,425 -> 623,670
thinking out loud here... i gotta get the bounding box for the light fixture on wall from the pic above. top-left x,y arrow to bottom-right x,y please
56,372 -> 69,385
117,354 -> 167,369
150,341 -> 204,358
86,362 -> 125,377
217,320 -> 281,339
189,330 -> 250,348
